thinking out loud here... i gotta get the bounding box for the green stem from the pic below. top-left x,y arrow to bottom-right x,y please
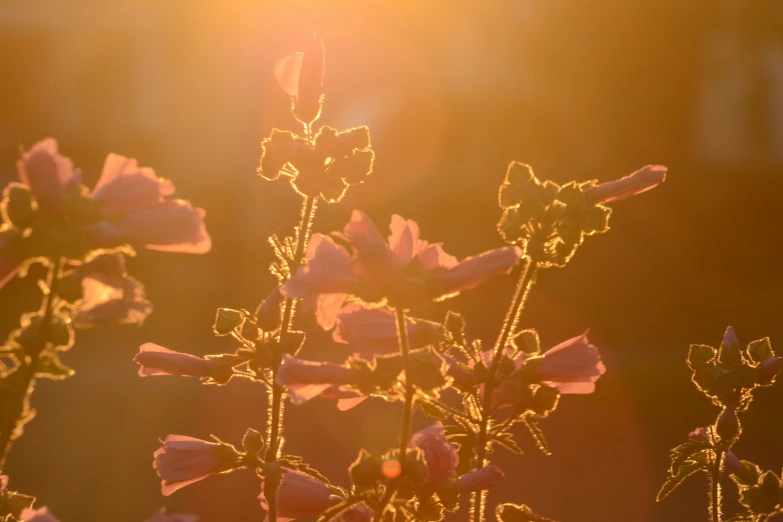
473,258 -> 537,522
0,257 -> 63,472
710,449 -> 724,522
264,194 -> 317,522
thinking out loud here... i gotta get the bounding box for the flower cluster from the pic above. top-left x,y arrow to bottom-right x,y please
127,33 -> 669,522
0,138 -> 209,499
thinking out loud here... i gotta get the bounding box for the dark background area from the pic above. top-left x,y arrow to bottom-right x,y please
2,1 -> 783,521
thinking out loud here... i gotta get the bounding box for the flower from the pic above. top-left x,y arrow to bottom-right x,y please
259,469 -> 340,521
16,138 -> 74,215
281,211 -> 522,328
522,332 -> 606,394
134,343 -> 230,378
91,153 -> 175,215
72,275 -> 152,328
276,354 -> 359,405
20,507 -> 60,522
258,126 -> 374,202
759,356 -> 783,385
408,422 -> 459,495
144,508 -> 198,522
456,465 -> 505,492
274,33 -> 326,124
97,199 -> 211,254
153,435 -> 240,495
333,303 -> 443,358
586,165 -> 667,204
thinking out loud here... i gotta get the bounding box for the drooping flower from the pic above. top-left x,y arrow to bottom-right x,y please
276,354 -> 360,405
16,138 -> 74,215
153,435 -> 241,495
455,465 -> 505,492
258,126 -> 374,202
409,422 -> 459,496
144,508 -> 198,522
521,332 -> 606,394
259,469 -> 339,521
586,165 -> 667,204
20,507 -> 60,522
333,303 -> 443,358
274,33 -> 326,124
281,211 -> 522,328
134,343 -> 231,379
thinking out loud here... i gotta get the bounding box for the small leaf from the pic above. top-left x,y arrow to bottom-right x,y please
492,431 -> 524,455
242,428 -> 264,459
511,329 -> 540,356
688,344 -> 717,370
747,338 -> 774,364
657,459 -> 709,501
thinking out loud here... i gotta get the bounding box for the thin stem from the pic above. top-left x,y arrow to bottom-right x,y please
264,193 -> 317,522
0,257 -> 63,472
395,307 -> 414,462
710,449 -> 724,522
472,258 -> 537,522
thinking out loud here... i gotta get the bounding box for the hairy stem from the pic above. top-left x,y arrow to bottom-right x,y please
709,449 -> 724,522
472,258 -> 537,522
265,194 -> 317,522
0,257 -> 63,472
395,307 -> 414,462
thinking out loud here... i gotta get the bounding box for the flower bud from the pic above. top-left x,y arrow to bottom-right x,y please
456,465 -> 505,492
586,165 -> 667,204
758,357 -> 782,385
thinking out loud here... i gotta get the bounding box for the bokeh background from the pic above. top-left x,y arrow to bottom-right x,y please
2,1 -> 783,521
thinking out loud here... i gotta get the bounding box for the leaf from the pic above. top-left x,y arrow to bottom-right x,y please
417,400 -> 447,420
492,431 -> 524,455
511,329 -> 540,356
444,311 -> 466,347
213,308 -> 245,336
668,439 -> 713,476
523,417 -> 551,456
317,497 -> 366,522
747,338 -> 774,364
688,344 -> 717,370
657,459 -> 709,501
35,354 -> 75,380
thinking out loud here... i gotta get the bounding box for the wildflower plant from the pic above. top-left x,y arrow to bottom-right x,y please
0,139 -> 209,518
658,327 -> 783,522
131,33 -> 668,522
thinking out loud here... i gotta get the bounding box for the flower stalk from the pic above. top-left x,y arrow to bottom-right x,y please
0,256 -> 63,472
472,257 -> 537,522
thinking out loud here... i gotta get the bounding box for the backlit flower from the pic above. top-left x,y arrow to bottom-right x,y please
91,153 -> 175,215
586,165 -> 667,204
281,211 -> 522,328
456,465 -> 505,492
276,354 -> 359,405
16,138 -> 74,215
522,332 -> 606,394
134,343 -> 229,378
274,34 -> 326,124
153,435 -> 240,495
259,469 -> 339,521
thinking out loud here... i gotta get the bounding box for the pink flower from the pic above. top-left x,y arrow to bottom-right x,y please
455,465 -> 505,492
16,138 -> 74,214
259,469 -> 340,521
153,435 -> 240,495
20,507 -> 59,522
409,422 -> 459,495
586,165 -> 667,204
281,211 -> 522,328
90,153 -> 175,215
276,354 -> 359,405
759,356 -> 783,385
523,332 -> 606,394
134,343 -> 227,378
333,303 -> 442,357
145,509 -> 198,522
98,199 -> 211,254
274,33 -> 326,124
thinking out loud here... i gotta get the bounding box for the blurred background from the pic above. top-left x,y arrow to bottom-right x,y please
2,0 -> 783,520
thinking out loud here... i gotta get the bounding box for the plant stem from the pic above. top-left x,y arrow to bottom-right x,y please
265,194 -> 317,522
395,307 -> 414,462
472,258 -> 537,522
0,257 -> 63,472
710,449 -> 724,522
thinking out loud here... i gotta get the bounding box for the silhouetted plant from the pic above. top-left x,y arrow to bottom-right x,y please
131,33 -> 668,522
658,327 -> 782,522
0,140 -> 209,519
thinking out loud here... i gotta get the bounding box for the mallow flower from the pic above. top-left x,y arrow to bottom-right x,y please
274,33 -> 326,124
153,435 -> 241,495
281,211 -> 523,328
16,138 -> 74,215
520,332 -> 606,394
